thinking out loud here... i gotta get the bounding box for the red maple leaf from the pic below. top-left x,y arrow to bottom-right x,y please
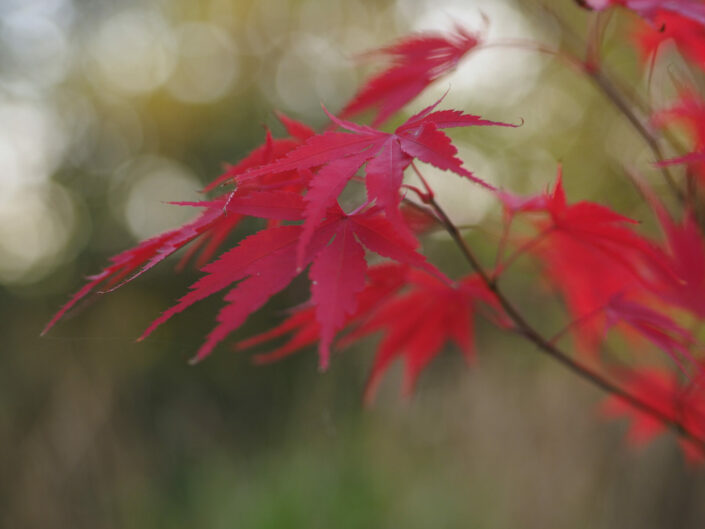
236,265 -> 504,402
42,189 -> 312,337
640,190 -> 705,318
632,9 -> 705,71
499,168 -> 668,279
652,88 -> 705,148
139,204 -> 447,368
583,0 -> 705,26
42,203 -> 227,336
238,306 -> 320,365
43,114 -> 317,335
495,188 -> 549,217
337,270 -> 501,403
535,232 -> 642,351
236,99 -> 515,266
604,293 -> 700,374
236,263 -> 408,364
601,367 -> 705,461
498,168 -> 673,350
204,113 -> 314,193
339,25 -> 481,126
532,169 -> 670,279
47,99 -> 497,370
652,88 -> 705,182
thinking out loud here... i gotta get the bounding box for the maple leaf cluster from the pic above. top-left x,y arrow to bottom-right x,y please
45,26 -> 507,382
45,3 -> 705,461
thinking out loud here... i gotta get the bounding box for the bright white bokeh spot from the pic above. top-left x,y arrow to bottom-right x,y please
0,100 -> 66,190
120,157 -> 202,241
167,22 -> 240,104
0,182 -> 77,283
87,8 -> 177,95
0,96 -> 76,283
56,94 -> 144,174
273,33 -> 357,115
1,13 -> 71,87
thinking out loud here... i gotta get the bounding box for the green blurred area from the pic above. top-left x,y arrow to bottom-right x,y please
3,0 -> 705,527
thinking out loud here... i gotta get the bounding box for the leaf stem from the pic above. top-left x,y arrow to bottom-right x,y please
411,161 -> 436,201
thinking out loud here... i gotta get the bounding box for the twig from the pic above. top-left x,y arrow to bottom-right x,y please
587,69 -> 684,202
427,195 -> 705,452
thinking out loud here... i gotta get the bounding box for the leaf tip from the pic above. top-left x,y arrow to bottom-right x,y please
188,355 -> 203,366
318,354 -> 330,372
41,316 -> 61,337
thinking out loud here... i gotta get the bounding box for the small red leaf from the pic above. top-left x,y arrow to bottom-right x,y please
275,111 -> 315,141
297,153 -> 369,267
139,225 -> 305,340
340,27 -> 480,126
310,223 -> 367,369
365,137 -> 408,220
350,209 -> 450,284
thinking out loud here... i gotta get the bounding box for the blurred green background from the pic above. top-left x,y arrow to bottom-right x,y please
3,0 -> 705,527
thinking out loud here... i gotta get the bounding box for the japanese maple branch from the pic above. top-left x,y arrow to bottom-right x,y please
486,0 -> 685,204
586,68 -> 684,202
427,195 -> 705,451
543,1 -> 685,203
484,38 -> 683,202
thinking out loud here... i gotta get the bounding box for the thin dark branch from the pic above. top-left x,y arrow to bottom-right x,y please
504,1 -> 686,204
428,196 -> 705,452
587,69 -> 684,202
